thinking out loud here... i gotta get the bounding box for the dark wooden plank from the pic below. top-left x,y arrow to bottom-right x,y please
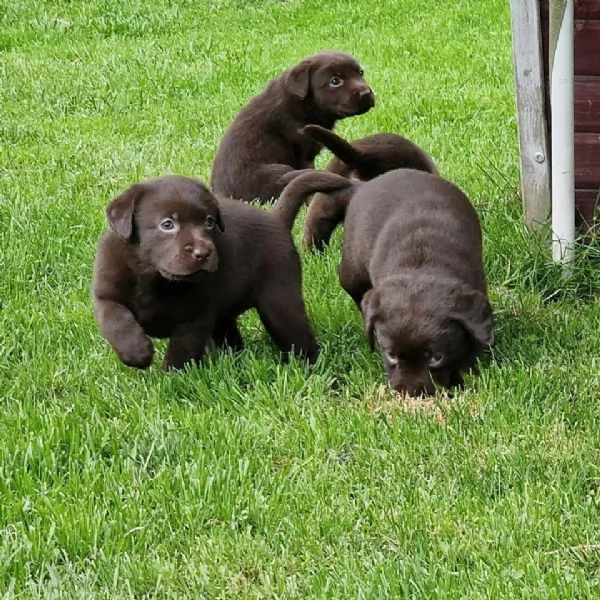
576,0 -> 600,19
575,20 -> 600,76
539,1 -> 551,133
575,132 -> 600,188
575,187 -> 599,231
575,76 -> 600,132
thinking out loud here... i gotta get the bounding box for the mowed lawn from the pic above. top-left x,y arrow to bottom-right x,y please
2,0 -> 600,597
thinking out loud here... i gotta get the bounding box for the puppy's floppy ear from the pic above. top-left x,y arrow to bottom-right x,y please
215,206 -> 225,232
201,186 -> 225,232
106,183 -> 146,240
450,287 -> 494,346
285,59 -> 312,99
361,289 -> 380,350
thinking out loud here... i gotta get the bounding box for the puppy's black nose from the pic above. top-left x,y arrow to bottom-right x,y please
186,245 -> 211,262
358,87 -> 373,98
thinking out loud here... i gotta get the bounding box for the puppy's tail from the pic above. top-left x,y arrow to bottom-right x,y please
302,124 -> 364,167
272,170 -> 354,231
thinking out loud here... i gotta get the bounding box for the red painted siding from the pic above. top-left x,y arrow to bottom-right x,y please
575,76 -> 600,132
574,20 -> 600,76
576,0 -> 600,18
539,0 -> 600,229
575,132 -> 600,188
576,188 -> 599,227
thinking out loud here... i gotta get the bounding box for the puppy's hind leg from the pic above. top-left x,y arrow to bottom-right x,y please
255,282 -> 319,363
303,190 -> 350,251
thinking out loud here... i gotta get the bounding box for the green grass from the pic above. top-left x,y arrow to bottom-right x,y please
2,0 -> 600,597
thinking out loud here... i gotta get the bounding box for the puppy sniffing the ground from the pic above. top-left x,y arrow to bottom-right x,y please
278,169 -> 493,396
300,124 -> 439,251
210,51 -> 375,203
92,175 -> 318,370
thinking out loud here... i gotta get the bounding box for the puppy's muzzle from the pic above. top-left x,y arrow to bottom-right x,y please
185,243 -> 212,263
350,86 -> 375,114
357,87 -> 375,106
184,240 -> 218,273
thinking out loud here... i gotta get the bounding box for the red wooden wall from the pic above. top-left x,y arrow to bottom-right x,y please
540,0 -> 600,229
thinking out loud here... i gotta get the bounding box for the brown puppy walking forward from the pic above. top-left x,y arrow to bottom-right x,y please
278,169 -> 493,396
300,124 -> 438,251
92,175 -> 318,370
210,51 -> 375,203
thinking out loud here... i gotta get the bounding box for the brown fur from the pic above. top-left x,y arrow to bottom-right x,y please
92,175 -> 318,370
210,51 -> 375,203
277,168 -> 493,396
299,125 -> 438,251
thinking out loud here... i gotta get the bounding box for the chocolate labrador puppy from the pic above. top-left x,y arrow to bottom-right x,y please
300,124 -> 438,251
277,169 -> 493,396
92,175 -> 318,370
210,51 -> 375,203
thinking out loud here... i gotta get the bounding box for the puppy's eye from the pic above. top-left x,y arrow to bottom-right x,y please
159,218 -> 176,232
358,68 -> 364,76
425,351 -> 445,369
383,350 -> 399,367
204,215 -> 216,230
329,76 -> 343,88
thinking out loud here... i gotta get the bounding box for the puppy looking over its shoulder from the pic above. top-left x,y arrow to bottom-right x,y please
210,50 -> 375,203
278,168 -> 493,396
92,175 -> 318,371
299,124 -> 438,251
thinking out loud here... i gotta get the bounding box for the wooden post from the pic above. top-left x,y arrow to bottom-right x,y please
510,0 -> 551,228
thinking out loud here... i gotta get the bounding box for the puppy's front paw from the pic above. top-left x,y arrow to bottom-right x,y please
117,335 -> 154,369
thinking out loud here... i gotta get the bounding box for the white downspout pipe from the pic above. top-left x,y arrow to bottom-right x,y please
551,0 -> 575,264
